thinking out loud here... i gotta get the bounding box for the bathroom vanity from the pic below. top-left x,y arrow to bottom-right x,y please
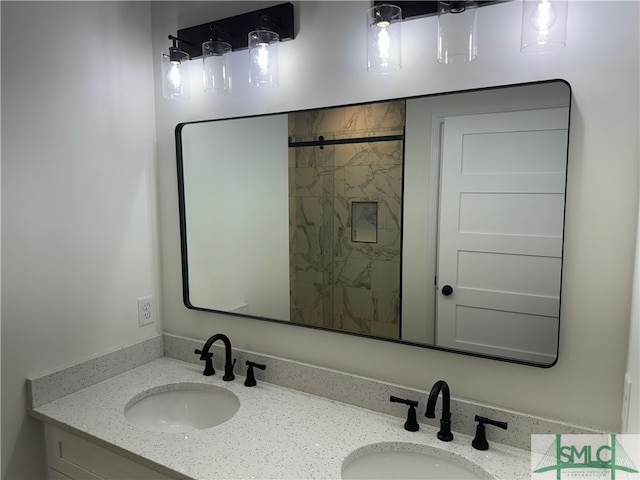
27,334 -> 601,480
34,357 -> 528,479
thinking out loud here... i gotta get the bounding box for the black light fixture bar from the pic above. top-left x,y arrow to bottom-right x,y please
372,1 -> 503,19
176,2 -> 295,59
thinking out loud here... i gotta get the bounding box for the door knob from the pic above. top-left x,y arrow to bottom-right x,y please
441,285 -> 453,296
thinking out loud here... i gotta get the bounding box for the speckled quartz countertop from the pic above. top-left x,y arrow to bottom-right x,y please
32,357 -> 531,479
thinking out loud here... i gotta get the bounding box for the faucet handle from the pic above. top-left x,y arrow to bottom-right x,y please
244,360 -> 267,387
472,415 -> 508,450
389,395 -> 420,432
194,349 -> 215,376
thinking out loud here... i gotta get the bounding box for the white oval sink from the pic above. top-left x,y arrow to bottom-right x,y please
124,383 -> 239,432
341,442 -> 491,480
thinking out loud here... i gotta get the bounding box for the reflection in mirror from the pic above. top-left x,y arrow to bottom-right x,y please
288,101 -> 405,338
177,80 -> 571,367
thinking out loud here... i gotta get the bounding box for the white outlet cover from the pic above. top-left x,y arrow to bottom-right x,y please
138,295 -> 154,327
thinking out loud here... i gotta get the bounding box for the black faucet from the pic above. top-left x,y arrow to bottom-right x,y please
425,380 -> 453,442
194,333 -> 236,381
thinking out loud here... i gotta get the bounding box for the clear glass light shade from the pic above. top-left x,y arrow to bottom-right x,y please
161,47 -> 190,99
366,4 -> 402,73
521,0 -> 568,53
437,1 -> 478,64
248,29 -> 279,87
202,40 -> 232,93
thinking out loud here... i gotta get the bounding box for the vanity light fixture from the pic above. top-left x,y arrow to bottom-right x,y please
521,0 -> 568,53
366,3 -> 403,73
437,1 -> 478,64
162,3 -> 294,98
161,36 -> 190,100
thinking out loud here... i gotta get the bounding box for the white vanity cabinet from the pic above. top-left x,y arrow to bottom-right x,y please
44,424 -> 174,480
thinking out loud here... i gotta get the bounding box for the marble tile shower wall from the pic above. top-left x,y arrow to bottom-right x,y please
289,101 -> 405,338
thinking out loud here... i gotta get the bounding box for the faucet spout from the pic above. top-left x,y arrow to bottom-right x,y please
194,333 -> 236,381
425,380 -> 453,442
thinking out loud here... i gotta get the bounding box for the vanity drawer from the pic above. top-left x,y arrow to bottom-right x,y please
44,424 -> 172,480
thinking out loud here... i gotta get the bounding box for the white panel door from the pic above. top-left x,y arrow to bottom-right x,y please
436,107 -> 569,364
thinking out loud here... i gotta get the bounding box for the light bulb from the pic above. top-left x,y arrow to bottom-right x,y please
167,62 -> 182,88
530,0 -> 557,31
162,44 -> 189,99
367,4 -> 401,73
249,29 -> 279,87
256,43 -> 270,75
377,27 -> 392,65
521,0 -> 566,53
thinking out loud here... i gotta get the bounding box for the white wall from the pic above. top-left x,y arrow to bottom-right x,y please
156,0 -> 639,432
1,2 -> 158,478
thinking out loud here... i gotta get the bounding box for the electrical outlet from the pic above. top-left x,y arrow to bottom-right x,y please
622,372 -> 632,432
137,295 -> 154,327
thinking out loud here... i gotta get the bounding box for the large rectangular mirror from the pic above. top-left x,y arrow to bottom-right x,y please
176,79 -> 571,367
